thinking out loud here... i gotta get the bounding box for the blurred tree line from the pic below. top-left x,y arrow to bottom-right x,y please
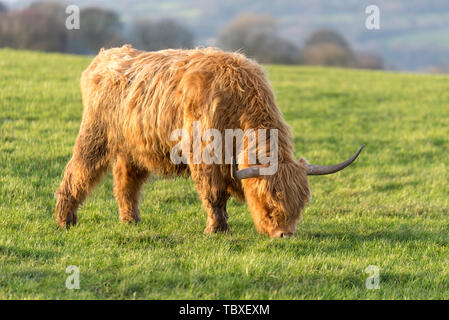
0,1 -> 194,55
217,14 -> 383,69
0,1 -> 382,70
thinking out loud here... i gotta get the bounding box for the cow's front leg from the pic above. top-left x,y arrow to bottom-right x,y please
190,164 -> 230,234
203,199 -> 230,234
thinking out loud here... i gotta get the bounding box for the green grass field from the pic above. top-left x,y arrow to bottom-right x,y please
1,49 -> 449,299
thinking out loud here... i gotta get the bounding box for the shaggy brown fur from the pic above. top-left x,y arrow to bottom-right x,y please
55,45 -> 310,238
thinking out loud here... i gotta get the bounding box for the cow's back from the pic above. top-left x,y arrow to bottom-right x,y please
79,45 -> 283,176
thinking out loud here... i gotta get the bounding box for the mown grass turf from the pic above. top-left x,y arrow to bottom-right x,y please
1,49 -> 449,299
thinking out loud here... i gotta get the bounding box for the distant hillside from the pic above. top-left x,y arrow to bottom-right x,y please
3,0 -> 449,71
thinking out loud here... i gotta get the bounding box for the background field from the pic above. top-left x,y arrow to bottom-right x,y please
1,49 -> 449,299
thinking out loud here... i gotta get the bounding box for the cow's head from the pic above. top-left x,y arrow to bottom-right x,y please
232,145 -> 364,238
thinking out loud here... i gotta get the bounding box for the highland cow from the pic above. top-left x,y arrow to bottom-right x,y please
55,45 -> 363,238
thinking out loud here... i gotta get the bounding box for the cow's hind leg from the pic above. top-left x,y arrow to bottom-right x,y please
113,155 -> 149,223
191,165 -> 230,234
55,126 -> 110,228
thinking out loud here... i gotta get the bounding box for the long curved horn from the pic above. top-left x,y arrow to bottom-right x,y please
231,157 -> 261,180
305,145 -> 365,176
